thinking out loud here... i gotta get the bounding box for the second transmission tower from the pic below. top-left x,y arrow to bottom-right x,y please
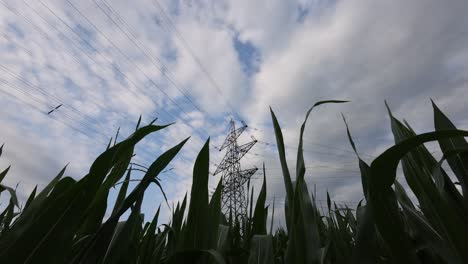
214,120 -> 258,223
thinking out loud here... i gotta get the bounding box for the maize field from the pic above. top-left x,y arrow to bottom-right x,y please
0,100 -> 467,264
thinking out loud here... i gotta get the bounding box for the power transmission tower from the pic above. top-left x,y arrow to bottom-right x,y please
214,120 -> 258,224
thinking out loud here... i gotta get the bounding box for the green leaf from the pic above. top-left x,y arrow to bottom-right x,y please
351,204 -> 378,264
270,108 -> 294,229
286,100 -> 348,264
0,166 -> 10,183
252,164 -> 267,235
431,149 -> 468,213
0,200 -> 15,234
342,113 -> 371,199
0,176 -> 80,263
216,225 -> 230,253
77,148 -> 133,238
136,115 -> 142,131
296,100 -> 349,182
149,117 -> 158,125
0,184 -> 18,208
269,197 -> 275,236
113,138 -> 187,219
102,199 -> 144,264
0,124 -> 171,263
167,249 -> 226,264
433,101 -> 468,199
394,181 -> 459,263
208,179 -> 223,248
286,179 -> 321,264
23,185 -> 37,212
106,136 -> 113,151
10,165 -> 67,227
184,139 -> 211,250
113,127 -> 120,146
76,136 -> 188,263
248,235 -> 274,264
111,168 -> 132,216
139,206 -> 161,263
370,129 -> 468,263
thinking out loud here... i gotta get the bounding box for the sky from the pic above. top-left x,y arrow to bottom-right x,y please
1,0 -> 468,226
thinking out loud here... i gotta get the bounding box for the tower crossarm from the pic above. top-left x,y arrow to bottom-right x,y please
236,139 -> 257,161
213,139 -> 257,176
219,125 -> 247,150
223,168 -> 258,189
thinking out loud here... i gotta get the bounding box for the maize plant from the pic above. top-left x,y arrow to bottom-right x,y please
0,100 -> 466,263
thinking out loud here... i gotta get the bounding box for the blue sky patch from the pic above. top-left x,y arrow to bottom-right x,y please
233,35 -> 261,77
111,63 -> 126,84
297,0 -> 338,23
73,23 -> 96,53
297,5 -> 310,23
152,15 -> 163,26
7,23 -> 24,39
63,77 -> 80,96
162,47 -> 178,63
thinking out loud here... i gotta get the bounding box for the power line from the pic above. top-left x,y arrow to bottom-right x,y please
246,151 -> 358,163
247,125 -> 374,159
256,162 -> 361,169
28,0 -> 174,123
6,0 -> 148,128
0,80 -> 108,145
66,0 -> 260,148
250,172 -> 404,181
245,152 -> 360,168
0,1 -> 141,146
100,0 -> 235,136
3,1 -> 360,196
265,198 -> 361,206
1,25 -> 109,133
5,1 -> 368,178
64,0 -> 192,120
16,0 -> 214,166
255,140 -> 362,160
258,167 -> 360,173
0,0 -> 139,126
152,0 -> 243,121
0,64 -> 110,139
60,0 -> 212,139
0,79 -> 106,143
251,171 -> 363,178
97,0 -> 203,114
251,175 -> 361,181
0,68 -> 104,138
3,21 -> 174,167
0,33 -> 33,56
1,73 -> 174,168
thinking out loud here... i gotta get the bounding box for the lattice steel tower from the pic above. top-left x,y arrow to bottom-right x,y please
214,119 -> 258,223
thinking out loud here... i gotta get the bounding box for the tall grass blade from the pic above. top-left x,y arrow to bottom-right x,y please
252,164 -> 267,235
270,107 -> 294,230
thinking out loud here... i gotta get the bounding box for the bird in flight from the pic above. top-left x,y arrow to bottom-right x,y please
47,104 -> 63,115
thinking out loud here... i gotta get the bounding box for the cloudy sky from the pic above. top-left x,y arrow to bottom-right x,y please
1,0 -> 468,225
